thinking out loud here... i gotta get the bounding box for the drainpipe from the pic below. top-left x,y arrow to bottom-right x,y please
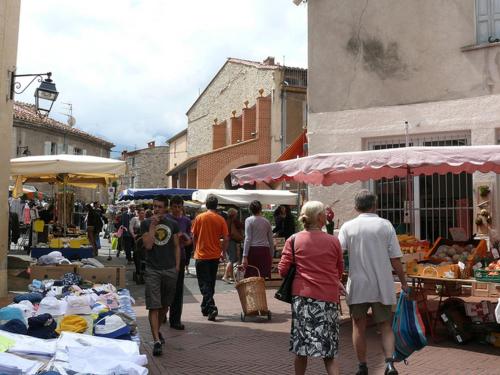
280,81 -> 289,154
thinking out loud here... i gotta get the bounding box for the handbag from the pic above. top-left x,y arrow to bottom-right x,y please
274,234 -> 296,303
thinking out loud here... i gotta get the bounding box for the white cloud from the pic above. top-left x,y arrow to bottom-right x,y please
16,0 -> 307,151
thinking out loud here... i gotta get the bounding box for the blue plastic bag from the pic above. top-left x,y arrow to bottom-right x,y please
392,289 -> 427,362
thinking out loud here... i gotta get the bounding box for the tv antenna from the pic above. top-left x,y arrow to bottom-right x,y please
60,102 -> 76,127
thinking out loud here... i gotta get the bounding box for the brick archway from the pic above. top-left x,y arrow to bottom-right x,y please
208,154 -> 260,189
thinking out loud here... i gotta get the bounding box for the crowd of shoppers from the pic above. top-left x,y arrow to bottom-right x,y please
83,191 -> 406,373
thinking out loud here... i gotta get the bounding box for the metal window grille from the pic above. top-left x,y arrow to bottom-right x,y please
283,68 -> 307,88
366,133 -> 473,243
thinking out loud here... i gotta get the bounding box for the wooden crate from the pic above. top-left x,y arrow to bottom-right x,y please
30,264 -> 77,281
77,266 -> 126,288
424,237 -> 487,260
471,282 -> 500,298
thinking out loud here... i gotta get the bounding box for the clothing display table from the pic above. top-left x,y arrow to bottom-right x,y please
30,247 -> 93,260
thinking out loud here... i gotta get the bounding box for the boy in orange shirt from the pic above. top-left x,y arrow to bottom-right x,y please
192,196 -> 229,321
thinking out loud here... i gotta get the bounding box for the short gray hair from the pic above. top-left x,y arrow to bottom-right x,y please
354,190 -> 377,212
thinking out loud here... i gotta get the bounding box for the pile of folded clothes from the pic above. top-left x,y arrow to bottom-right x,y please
0,272 -> 145,375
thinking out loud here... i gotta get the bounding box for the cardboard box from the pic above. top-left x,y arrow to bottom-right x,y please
471,282 -> 500,298
406,261 -> 460,279
77,266 -> 126,288
30,264 -> 77,281
8,268 -> 31,291
464,301 -> 496,323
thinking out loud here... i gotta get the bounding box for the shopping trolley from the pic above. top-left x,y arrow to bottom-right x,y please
234,265 -> 271,321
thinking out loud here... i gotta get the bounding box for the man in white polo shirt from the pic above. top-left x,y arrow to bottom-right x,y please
339,190 -> 408,375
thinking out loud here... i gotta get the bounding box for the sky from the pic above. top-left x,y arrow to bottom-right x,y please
16,0 -> 307,156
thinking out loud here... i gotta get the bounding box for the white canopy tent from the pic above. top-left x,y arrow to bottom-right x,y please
10,155 -> 126,229
10,154 -> 126,188
192,189 -> 298,206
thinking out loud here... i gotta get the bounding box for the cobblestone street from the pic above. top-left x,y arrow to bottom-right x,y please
99,250 -> 500,375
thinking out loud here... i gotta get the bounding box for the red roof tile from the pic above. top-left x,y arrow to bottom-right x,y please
13,101 -> 114,148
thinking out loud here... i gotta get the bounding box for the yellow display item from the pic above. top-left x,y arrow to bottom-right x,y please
33,219 -> 45,233
55,315 -> 87,334
80,237 -> 90,246
70,239 -> 82,248
49,238 -> 62,248
397,234 -> 430,254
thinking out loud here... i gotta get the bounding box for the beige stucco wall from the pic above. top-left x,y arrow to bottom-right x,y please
187,61 -> 278,157
308,0 -> 500,114
167,132 -> 187,187
308,94 -> 500,225
306,0 -> 500,229
13,123 -> 111,158
0,0 -> 21,297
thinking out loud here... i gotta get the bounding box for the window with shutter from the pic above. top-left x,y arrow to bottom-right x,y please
82,149 -> 87,155
476,0 -> 500,43
44,141 -> 51,155
67,145 -> 74,155
57,143 -> 64,154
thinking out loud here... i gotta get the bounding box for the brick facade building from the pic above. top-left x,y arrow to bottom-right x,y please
168,57 -> 307,189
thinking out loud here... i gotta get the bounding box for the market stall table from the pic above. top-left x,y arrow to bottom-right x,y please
408,275 -> 499,341
30,247 -> 93,260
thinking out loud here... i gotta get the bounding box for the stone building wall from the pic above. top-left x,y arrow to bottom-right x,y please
187,60 -> 278,157
122,145 -> 170,189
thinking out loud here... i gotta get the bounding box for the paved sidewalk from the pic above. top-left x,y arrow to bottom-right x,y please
130,282 -> 499,374
93,245 -> 499,375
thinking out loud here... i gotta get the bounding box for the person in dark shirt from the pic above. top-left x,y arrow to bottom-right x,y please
165,195 -> 192,330
273,205 -> 296,239
141,196 -> 180,357
120,204 -> 135,263
86,204 -> 102,256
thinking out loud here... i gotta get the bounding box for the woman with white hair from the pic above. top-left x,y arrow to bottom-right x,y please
278,201 -> 344,375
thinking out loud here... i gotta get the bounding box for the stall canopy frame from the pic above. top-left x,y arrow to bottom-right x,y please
10,154 -> 126,229
192,189 -> 298,206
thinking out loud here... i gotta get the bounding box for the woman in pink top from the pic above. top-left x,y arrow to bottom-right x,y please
279,201 -> 344,375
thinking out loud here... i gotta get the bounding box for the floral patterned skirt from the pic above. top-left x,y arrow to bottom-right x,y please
290,296 -> 340,359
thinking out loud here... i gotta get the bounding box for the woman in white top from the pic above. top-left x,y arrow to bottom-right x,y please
242,200 -> 274,278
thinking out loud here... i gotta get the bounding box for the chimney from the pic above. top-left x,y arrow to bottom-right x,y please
263,56 -> 275,65
147,141 -> 155,148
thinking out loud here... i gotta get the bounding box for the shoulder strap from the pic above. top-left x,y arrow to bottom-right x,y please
291,234 -> 296,264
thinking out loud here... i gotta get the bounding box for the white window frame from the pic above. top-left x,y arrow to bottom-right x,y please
476,0 -> 500,44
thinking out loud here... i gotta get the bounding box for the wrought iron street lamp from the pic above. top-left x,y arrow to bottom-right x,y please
10,71 -> 59,116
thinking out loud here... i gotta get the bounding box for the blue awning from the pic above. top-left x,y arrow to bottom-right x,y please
118,188 -> 196,201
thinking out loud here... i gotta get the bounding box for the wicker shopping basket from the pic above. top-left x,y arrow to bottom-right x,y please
234,265 -> 271,321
